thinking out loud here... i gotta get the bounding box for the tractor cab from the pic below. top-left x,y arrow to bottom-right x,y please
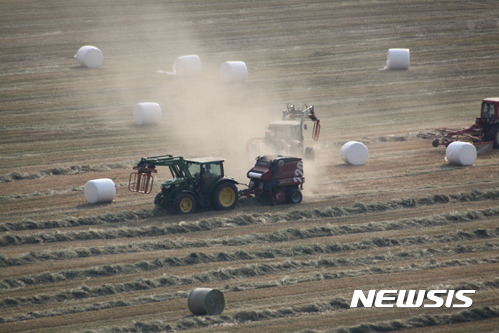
266,120 -> 304,142
184,157 -> 225,192
247,103 -> 320,160
479,98 -> 499,124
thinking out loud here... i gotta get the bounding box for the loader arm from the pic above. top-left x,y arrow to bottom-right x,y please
129,155 -> 194,193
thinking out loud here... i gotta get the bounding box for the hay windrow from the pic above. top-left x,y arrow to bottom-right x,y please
1,1 -> 499,331
1,207 -> 497,267
1,245 -> 497,310
0,162 -> 132,183
2,226 -> 497,289
326,306 -> 499,333
1,276 -> 497,326
67,304 -> 499,333
1,189 -> 497,232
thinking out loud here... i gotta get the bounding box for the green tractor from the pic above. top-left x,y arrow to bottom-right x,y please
128,155 -> 238,214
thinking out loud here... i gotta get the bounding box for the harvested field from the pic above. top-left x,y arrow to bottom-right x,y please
0,0 -> 498,332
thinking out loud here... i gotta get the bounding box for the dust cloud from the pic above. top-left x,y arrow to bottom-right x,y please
166,78 -> 277,174
106,9 -> 281,181
73,2 -> 323,185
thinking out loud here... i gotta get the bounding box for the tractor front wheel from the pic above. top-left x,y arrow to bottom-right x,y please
173,193 -> 197,214
154,192 -> 165,206
212,181 -> 238,210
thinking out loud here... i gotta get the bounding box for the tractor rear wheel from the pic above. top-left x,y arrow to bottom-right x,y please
173,193 -> 196,214
492,126 -> 499,148
484,125 -> 499,148
286,188 -> 303,204
212,181 -> 238,210
304,146 -> 315,160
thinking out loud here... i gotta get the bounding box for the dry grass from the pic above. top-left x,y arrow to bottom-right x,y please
1,0 -> 498,332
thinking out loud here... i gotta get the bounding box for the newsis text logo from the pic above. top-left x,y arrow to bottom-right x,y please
350,290 -> 475,308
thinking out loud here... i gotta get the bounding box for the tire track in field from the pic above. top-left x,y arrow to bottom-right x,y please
1,189 -> 497,233
1,207 -> 497,267
1,225 -> 497,289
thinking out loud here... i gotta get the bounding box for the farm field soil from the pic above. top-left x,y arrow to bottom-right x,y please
1,0 -> 498,332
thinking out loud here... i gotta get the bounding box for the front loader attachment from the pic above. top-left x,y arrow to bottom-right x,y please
128,172 -> 154,193
312,119 -> 320,141
128,165 -> 157,194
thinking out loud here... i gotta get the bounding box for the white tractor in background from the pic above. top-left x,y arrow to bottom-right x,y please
247,104 -> 321,160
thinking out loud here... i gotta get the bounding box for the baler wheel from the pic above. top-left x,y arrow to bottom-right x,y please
287,188 -> 303,204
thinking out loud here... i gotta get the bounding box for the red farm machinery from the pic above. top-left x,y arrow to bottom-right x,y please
429,97 -> 499,153
239,155 -> 305,205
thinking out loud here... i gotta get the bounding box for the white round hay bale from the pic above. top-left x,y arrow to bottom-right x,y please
173,55 -> 202,76
341,141 -> 369,166
445,141 -> 477,166
133,102 -> 162,125
220,61 -> 248,83
84,178 -> 116,204
383,48 -> 410,70
75,45 -> 103,68
188,288 -> 225,315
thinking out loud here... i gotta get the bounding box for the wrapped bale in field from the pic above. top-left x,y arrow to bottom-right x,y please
75,45 -> 103,68
84,178 -> 116,204
220,61 -> 248,83
382,48 -> 410,70
341,141 -> 369,166
173,55 -> 202,76
188,288 -> 225,315
133,102 -> 162,125
445,141 -> 477,166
